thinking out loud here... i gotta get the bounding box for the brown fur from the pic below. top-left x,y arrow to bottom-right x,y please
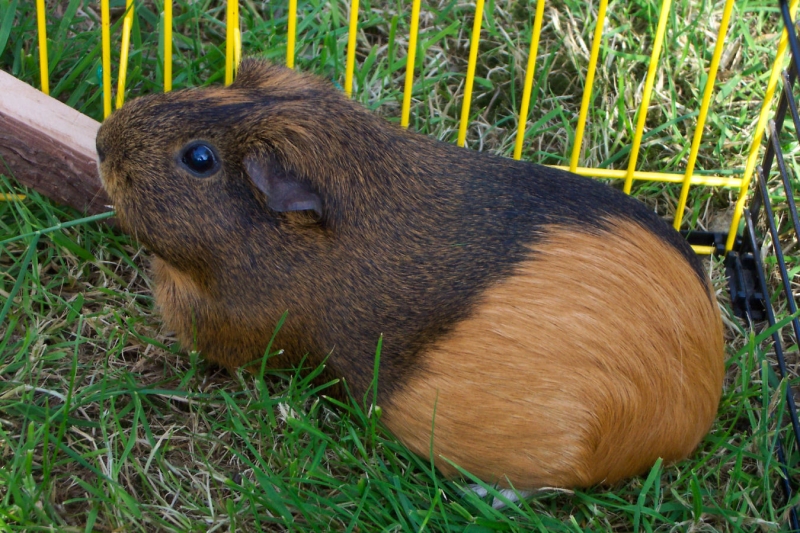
382,220 -> 724,488
95,59 -> 725,491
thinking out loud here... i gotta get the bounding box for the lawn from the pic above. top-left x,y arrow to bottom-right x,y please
1,0 -> 799,531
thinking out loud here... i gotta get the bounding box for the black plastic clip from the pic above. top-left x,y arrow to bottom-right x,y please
680,230 -> 732,256
724,250 -> 767,321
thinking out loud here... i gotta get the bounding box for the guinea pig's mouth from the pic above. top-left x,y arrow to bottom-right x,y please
95,168 -> 131,231
96,163 -> 118,200
95,155 -> 132,205
95,123 -> 121,196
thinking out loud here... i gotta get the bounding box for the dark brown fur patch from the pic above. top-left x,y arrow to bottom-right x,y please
380,220 -> 724,489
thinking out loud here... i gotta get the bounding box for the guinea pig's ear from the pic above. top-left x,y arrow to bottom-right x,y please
243,155 -> 322,219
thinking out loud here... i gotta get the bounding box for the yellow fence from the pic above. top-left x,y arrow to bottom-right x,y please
32,0 -> 799,255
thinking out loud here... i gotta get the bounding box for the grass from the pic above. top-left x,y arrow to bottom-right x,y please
1,0 -> 800,530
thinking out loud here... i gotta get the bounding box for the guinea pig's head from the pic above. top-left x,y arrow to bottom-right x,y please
95,59 -> 387,273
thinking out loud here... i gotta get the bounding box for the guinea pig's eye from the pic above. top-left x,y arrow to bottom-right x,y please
179,142 -> 220,177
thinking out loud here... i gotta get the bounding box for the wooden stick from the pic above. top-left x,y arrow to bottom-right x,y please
0,70 -> 110,215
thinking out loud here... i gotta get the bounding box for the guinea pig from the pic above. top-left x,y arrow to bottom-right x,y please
95,58 -> 725,490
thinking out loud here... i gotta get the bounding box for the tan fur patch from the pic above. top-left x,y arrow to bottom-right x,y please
381,221 -> 725,489
153,258 -> 196,294
152,257 -> 207,352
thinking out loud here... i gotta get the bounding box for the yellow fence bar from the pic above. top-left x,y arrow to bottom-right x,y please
512,0 -> 545,160
674,0 -> 735,230
287,0 -> 297,68
0,194 -> 26,201
164,1 -> 172,92
235,33 -> 241,70
345,0 -> 360,96
234,0 -> 241,71
101,0 -> 112,118
552,165 -> 742,188
691,245 -> 715,255
225,1 -> 236,85
401,0 -> 422,128
36,0 -> 49,95
569,0 -> 608,171
457,0 -> 486,147
623,0 -> 672,194
726,0 -> 800,251
116,0 -> 134,108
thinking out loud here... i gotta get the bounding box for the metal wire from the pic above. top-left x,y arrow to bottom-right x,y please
164,1 -> 173,92
400,0 -> 422,129
344,0 -> 360,96
116,0 -> 135,107
733,3 -> 800,525
726,0 -> 800,251
35,0 -> 49,95
742,204 -> 800,531
567,0 -> 608,171
623,0 -> 672,194
225,0 -> 237,85
513,0 -> 546,160
457,0 -> 485,147
287,0 -> 297,69
673,0 -> 736,230
101,0 -> 112,118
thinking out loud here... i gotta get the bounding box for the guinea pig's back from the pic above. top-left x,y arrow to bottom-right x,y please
380,152 -> 724,489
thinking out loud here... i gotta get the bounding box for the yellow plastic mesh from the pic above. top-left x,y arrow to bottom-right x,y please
32,0 -> 799,253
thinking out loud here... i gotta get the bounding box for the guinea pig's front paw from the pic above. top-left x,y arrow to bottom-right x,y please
466,483 -> 532,509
